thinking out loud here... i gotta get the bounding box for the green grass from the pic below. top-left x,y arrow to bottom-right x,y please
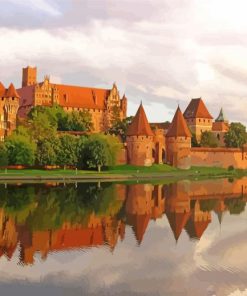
0,164 -> 246,181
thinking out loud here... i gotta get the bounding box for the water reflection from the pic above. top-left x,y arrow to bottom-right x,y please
0,178 -> 246,265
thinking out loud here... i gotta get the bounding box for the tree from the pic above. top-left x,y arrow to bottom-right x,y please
0,142 -> 8,166
224,197 -> 246,215
5,135 -> 36,166
81,134 -> 121,171
191,133 -> 200,147
84,140 -> 107,172
108,116 -> 133,142
56,134 -> 79,168
58,110 -> 93,132
224,122 -> 247,148
200,131 -> 218,148
36,137 -> 60,166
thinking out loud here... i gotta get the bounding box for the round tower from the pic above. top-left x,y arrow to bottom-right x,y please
126,103 -> 154,166
166,106 -> 192,169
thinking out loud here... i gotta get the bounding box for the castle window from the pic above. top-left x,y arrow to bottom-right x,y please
199,119 -> 201,122
12,97 -> 14,100
208,120 -> 210,123
203,119 -> 205,122
217,134 -> 220,140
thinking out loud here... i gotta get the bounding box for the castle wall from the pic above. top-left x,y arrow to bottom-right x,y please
191,147 -> 247,169
126,135 -> 154,166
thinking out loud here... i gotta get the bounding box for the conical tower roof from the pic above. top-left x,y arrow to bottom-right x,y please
215,108 -> 227,122
6,83 -> 20,98
127,103 -> 153,137
166,212 -> 191,242
128,213 -> 150,245
0,82 -> 5,97
166,106 -> 192,138
185,218 -> 210,240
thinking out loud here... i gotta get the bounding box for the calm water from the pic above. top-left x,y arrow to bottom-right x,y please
0,178 -> 247,295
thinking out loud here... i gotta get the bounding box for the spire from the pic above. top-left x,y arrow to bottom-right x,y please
131,214 -> 150,245
0,82 -> 5,97
166,106 -> 192,138
5,83 -> 20,98
166,212 -> 191,242
127,103 -> 153,137
215,108 -> 227,122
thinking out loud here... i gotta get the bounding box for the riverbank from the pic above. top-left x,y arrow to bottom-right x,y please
0,164 -> 246,182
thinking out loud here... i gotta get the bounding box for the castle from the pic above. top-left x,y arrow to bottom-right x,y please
17,66 -> 127,132
1,66 -> 247,170
125,100 -> 247,170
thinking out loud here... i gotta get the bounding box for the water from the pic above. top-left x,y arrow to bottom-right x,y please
0,178 -> 247,296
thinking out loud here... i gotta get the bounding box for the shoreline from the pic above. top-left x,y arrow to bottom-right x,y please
0,169 -> 244,183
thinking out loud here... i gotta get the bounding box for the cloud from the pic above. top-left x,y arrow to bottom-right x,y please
1,0 -> 247,123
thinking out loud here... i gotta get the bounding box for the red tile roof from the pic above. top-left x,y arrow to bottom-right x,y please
0,82 -> 5,97
6,83 -> 20,98
127,103 -> 153,137
166,106 -> 192,138
184,98 -> 213,119
166,212 -> 191,241
128,213 -> 151,244
185,218 -> 210,240
17,83 -> 111,110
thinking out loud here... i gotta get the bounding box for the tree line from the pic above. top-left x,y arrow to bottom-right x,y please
0,105 -> 122,171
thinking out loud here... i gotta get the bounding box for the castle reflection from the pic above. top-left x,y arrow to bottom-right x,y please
0,177 -> 246,265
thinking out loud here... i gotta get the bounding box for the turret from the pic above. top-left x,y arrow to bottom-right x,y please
22,66 -> 37,87
166,106 -> 191,169
126,103 -> 154,166
0,83 -> 20,139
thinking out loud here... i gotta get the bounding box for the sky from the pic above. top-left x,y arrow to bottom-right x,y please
0,0 -> 247,123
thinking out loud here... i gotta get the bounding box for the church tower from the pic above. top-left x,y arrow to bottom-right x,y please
166,106 -> 192,169
126,103 -> 154,166
22,66 -> 37,87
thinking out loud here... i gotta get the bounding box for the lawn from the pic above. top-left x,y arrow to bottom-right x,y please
0,164 -> 245,180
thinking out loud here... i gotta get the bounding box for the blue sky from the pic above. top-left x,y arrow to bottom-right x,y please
1,0 -> 247,123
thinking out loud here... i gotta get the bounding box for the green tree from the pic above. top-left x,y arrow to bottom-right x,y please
224,122 -> 247,148
58,110 -> 93,132
82,134 -> 121,171
84,140 -> 107,172
224,197 -> 246,215
56,134 -> 79,168
0,142 -> 8,166
191,133 -> 200,147
5,134 -> 36,165
200,131 -> 218,148
36,137 -> 60,166
108,116 -> 133,142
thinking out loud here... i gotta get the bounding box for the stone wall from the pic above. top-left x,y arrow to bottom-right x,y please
191,147 -> 247,169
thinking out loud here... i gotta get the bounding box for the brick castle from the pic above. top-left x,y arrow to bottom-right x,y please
1,66 -> 247,170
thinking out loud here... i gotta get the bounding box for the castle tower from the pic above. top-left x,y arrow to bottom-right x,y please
0,83 -> 20,139
126,103 -> 154,166
212,107 -> 229,146
183,98 -> 213,141
22,66 -> 37,87
166,106 -> 192,169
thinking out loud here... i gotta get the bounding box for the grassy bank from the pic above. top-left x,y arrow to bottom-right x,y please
0,164 -> 246,182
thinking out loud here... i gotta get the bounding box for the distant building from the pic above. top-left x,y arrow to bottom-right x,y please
0,82 -> 20,140
183,98 -> 213,141
17,66 -> 127,133
212,108 -> 229,146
